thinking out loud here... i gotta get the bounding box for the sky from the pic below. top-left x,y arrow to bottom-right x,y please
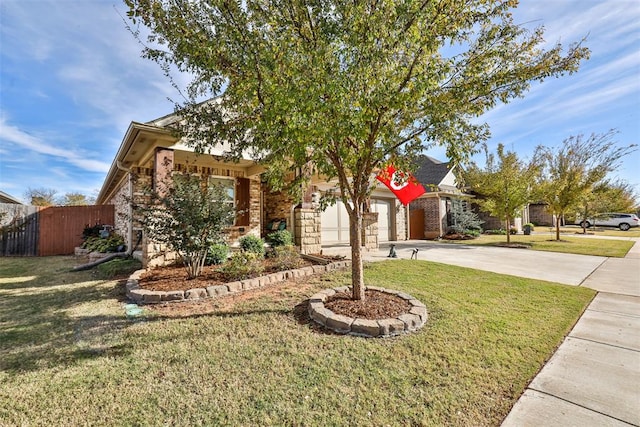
1,0 -> 639,204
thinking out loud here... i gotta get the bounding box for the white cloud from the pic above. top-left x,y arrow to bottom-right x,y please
0,116 -> 110,173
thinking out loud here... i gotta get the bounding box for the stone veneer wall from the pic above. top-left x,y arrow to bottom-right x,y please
410,197 -> 442,239
362,212 -> 379,250
263,188 -> 294,234
294,208 -> 321,254
395,201 -> 408,241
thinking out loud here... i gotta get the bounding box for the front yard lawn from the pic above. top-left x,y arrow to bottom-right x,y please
0,256 -> 594,426
444,234 -> 634,257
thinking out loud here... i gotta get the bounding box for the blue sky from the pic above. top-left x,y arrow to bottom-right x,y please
1,0 -> 639,204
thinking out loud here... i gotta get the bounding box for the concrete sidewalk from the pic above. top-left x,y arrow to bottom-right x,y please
322,238 -> 640,426
502,240 -> 640,426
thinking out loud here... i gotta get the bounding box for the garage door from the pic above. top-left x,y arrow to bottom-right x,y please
371,199 -> 391,242
320,199 -> 392,244
320,200 -> 351,244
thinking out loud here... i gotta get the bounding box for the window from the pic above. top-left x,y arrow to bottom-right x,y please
208,176 -> 251,226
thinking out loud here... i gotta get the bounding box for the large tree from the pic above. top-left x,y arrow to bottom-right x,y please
463,143 -> 540,243
536,131 -> 636,240
126,0 -> 589,300
577,179 -> 638,233
25,187 -> 57,206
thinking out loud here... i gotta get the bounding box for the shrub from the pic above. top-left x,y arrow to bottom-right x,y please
220,252 -> 264,281
462,229 -> 481,237
266,230 -> 293,248
82,234 -> 125,253
510,227 -> 518,235
96,258 -> 142,279
524,223 -> 535,230
484,229 -> 507,235
271,245 -> 304,270
206,243 -> 229,265
239,235 -> 265,257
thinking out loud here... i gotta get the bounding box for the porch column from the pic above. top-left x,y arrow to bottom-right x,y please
294,207 -> 321,255
362,212 -> 379,250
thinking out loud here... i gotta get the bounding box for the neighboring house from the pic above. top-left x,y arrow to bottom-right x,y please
408,156 -> 473,239
96,110 -> 409,267
0,191 -> 23,204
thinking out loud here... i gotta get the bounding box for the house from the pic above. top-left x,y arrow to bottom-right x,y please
408,156 -> 473,239
96,110 -> 467,266
96,110 -> 405,266
0,191 -> 23,204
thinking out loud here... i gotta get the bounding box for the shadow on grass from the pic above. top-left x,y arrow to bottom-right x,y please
0,269 -> 136,373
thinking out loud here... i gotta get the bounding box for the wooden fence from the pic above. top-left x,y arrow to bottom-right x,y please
0,204 -> 114,256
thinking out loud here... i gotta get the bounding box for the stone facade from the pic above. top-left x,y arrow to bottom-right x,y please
263,188 -> 294,234
394,201 -> 408,241
362,212 -> 379,250
294,208 -> 321,254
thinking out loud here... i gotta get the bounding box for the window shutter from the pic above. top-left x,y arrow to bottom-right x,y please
236,178 -> 250,226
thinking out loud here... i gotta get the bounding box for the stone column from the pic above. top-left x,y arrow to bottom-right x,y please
294,208 -> 321,255
362,212 -> 379,250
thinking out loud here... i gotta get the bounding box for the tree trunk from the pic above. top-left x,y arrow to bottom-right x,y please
556,220 -> 561,241
349,205 -> 365,301
505,217 -> 511,243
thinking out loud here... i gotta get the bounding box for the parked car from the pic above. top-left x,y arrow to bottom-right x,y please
575,213 -> 640,231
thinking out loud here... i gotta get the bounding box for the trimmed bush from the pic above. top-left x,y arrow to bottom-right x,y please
266,230 -> 293,248
82,234 -> 125,253
272,245 -> 304,270
239,235 -> 265,257
206,243 -> 229,265
220,252 -> 264,281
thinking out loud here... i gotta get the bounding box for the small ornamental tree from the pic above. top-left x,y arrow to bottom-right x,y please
536,131 -> 636,240
463,143 -> 540,243
126,0 -> 589,300
135,173 -> 235,279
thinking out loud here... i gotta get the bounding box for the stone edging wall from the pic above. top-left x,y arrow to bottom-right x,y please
126,261 -> 352,304
308,287 -> 428,338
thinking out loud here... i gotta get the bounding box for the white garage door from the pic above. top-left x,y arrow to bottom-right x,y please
321,200 -> 351,244
371,199 -> 391,242
320,199 -> 392,244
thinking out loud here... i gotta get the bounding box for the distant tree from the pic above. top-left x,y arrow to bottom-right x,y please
134,173 -> 235,279
126,0 -> 589,300
60,192 -> 95,206
536,131 -> 636,240
463,144 -> 540,243
25,188 -> 57,206
448,200 -> 484,236
577,179 -> 639,233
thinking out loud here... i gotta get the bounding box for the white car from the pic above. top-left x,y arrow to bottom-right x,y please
576,213 -> 640,231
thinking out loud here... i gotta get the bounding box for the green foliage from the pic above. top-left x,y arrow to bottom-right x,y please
536,131 -> 636,240
271,245 -> 304,271
96,258 -> 142,279
239,235 -> 265,257
206,243 -> 229,265
484,229 -> 507,235
126,0 -> 589,298
134,173 -> 235,279
448,200 -> 483,235
463,143 -> 540,243
266,230 -> 293,248
82,224 -> 104,240
524,223 -> 535,230
220,251 -> 264,281
82,235 -> 125,253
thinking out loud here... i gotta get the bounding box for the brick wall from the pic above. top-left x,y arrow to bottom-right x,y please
528,204 -> 553,226
410,197 -> 442,239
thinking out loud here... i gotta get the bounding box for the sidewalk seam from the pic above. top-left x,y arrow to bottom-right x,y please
523,388 -> 637,426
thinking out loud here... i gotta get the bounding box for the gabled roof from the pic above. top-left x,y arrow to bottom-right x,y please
414,155 -> 452,186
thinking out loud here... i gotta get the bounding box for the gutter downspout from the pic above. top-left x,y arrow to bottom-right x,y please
116,161 -> 135,256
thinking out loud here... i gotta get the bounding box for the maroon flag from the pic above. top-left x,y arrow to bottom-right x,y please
376,165 -> 426,205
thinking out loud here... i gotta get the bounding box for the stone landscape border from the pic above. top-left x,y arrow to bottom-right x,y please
308,286 -> 428,338
125,260 -> 352,304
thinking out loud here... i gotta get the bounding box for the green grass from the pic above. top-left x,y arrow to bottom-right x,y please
0,257 -> 595,426
444,234 -> 634,257
541,225 -> 640,239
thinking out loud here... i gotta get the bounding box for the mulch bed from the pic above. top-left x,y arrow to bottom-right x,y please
137,256 -> 415,321
325,290 -> 412,320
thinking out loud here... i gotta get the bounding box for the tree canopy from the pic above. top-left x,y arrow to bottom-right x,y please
126,0 -> 589,299
535,131 -> 636,240
463,143 -> 540,243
